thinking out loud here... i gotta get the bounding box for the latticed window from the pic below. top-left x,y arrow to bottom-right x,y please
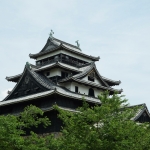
89,72 -> 95,78
75,86 -> 78,93
88,72 -> 95,82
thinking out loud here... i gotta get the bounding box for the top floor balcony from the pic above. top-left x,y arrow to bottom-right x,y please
36,54 -> 88,68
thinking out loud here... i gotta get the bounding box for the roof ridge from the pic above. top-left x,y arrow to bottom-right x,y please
78,62 -> 92,68
6,73 -> 22,80
3,65 -> 30,101
29,39 -> 100,61
30,68 -> 55,89
6,62 -> 37,80
73,62 -> 94,78
30,44 -> 62,56
53,38 -> 79,49
102,76 -> 121,84
127,103 -> 146,108
0,88 -> 100,106
72,63 -> 110,88
3,64 -> 56,101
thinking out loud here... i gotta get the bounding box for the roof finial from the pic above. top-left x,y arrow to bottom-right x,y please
49,30 -> 54,40
75,40 -> 81,51
26,62 -> 31,70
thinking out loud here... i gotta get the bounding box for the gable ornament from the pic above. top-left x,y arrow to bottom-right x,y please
49,30 -> 54,40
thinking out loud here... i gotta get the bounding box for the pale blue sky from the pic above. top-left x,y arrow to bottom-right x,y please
0,0 -> 150,108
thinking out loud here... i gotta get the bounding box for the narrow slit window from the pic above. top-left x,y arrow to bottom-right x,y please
88,88 -> 95,97
75,86 -> 78,93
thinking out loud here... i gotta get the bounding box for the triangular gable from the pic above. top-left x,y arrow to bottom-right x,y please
135,109 -> 150,122
127,103 -> 150,123
40,38 -> 59,53
30,38 -> 99,61
133,104 -> 150,123
39,37 -> 80,53
4,65 -> 51,101
74,63 -> 109,87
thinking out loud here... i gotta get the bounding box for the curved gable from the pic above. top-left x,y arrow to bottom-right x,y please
3,65 -> 52,101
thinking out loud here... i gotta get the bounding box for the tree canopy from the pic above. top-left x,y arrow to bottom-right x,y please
54,92 -> 150,150
0,105 -> 51,150
1,92 -> 150,150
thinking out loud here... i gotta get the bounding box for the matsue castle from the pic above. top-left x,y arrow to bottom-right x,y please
0,31 -> 150,133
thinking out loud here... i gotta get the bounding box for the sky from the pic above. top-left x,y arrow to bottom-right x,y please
0,0 -> 150,108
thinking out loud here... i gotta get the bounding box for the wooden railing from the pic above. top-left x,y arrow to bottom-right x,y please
36,58 -> 85,67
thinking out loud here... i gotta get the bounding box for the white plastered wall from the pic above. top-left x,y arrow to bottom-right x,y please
44,68 -> 61,77
82,76 -> 102,85
44,68 -> 71,78
70,82 -> 102,98
59,82 -> 72,91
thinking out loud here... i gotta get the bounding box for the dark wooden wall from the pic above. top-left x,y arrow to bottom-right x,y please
0,94 -> 97,133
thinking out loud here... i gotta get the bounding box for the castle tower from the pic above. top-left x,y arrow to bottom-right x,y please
1,34 -> 123,133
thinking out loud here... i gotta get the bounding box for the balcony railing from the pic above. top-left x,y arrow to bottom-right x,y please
36,58 -> 85,67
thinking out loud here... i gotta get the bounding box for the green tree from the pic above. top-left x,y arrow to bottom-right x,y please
55,92 -> 150,150
0,105 -> 50,150
1,93 -> 150,150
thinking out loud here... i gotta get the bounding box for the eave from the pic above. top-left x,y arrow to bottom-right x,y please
101,76 -> 121,86
9,105 -> 80,115
59,77 -> 123,94
5,64 -> 39,82
73,62 -> 110,87
4,64 -> 55,101
42,106 -> 80,113
29,44 -> 100,61
6,73 -> 22,82
5,62 -> 82,82
128,103 -> 150,121
0,88 -> 100,107
35,62 -> 81,73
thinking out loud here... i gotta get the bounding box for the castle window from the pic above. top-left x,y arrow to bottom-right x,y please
88,72 -> 95,82
88,76 -> 94,82
75,86 -> 78,93
36,61 -> 41,66
54,55 -> 59,61
61,71 -> 68,78
88,88 -> 95,97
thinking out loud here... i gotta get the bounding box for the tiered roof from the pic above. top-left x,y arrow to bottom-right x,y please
3,63 -> 101,105
58,62 -> 122,94
29,38 -> 100,61
3,36 -> 122,107
6,62 -> 121,87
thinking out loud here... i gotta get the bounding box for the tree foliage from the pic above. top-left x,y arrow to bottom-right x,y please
1,93 -> 150,150
0,105 -> 50,150
55,92 -> 150,150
